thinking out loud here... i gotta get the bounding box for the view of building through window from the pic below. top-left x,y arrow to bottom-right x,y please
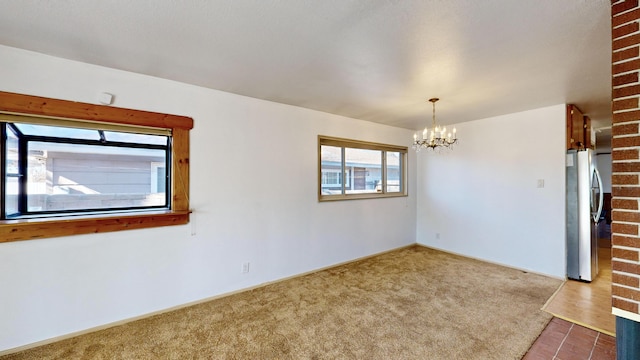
319,136 -> 406,200
2,122 -> 170,218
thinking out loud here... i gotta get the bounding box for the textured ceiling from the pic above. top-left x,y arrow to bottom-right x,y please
0,0 -> 612,130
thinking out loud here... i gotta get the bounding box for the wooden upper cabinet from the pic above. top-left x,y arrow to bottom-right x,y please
584,115 -> 592,149
567,104 -> 584,150
566,104 -> 591,150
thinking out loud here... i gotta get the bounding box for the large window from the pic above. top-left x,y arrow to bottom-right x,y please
318,136 -> 407,201
0,91 -> 193,243
1,121 -> 170,218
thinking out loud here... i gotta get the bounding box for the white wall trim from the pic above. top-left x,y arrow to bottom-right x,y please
613,307 -> 640,323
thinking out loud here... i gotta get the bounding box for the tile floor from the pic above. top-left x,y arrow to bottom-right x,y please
523,317 -> 616,360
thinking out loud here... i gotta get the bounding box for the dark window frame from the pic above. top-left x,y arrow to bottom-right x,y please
2,122 -> 172,219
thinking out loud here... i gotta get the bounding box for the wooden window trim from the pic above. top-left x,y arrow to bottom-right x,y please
0,91 -> 193,243
318,135 -> 408,201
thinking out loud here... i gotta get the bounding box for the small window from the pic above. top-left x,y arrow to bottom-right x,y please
1,122 -> 170,219
103,131 -> 168,145
318,136 -> 407,201
14,123 -> 102,140
321,168 -> 348,187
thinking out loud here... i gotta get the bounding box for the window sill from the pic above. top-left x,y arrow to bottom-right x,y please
319,193 -> 408,202
0,210 -> 190,243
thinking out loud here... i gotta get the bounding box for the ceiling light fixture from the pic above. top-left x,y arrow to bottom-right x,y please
412,98 -> 457,151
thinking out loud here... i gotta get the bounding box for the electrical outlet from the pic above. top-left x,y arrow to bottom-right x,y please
241,262 -> 250,274
436,233 -> 440,239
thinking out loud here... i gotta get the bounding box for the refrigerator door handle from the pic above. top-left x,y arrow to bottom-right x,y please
594,167 -> 604,223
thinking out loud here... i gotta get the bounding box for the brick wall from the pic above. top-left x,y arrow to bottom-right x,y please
612,0 -> 640,319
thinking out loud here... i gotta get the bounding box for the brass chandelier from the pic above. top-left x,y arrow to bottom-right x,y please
412,98 -> 457,151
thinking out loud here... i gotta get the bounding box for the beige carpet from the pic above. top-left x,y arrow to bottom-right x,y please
2,246 -> 561,359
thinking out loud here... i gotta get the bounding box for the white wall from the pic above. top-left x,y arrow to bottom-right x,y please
416,105 -> 566,278
0,45 -> 417,352
596,153 -> 612,193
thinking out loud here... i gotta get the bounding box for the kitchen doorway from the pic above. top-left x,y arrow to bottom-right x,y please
543,127 -> 614,335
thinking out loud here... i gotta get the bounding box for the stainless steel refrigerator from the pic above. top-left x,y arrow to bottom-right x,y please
566,149 -> 603,282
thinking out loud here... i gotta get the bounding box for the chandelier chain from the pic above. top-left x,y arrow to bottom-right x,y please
432,101 -> 436,128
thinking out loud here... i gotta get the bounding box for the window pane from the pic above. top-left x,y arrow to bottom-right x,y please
27,141 -> 167,212
5,176 -> 19,216
156,167 -> 166,193
386,151 -> 401,193
345,148 -> 382,194
320,145 -> 343,195
4,128 -> 19,216
103,131 -> 168,145
14,123 -> 101,140
6,126 -> 18,174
